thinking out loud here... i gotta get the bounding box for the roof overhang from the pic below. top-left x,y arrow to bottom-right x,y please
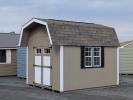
18,18 -> 52,46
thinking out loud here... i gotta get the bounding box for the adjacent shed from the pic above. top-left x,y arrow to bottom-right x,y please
17,47 -> 26,78
0,32 -> 19,76
119,40 -> 133,74
19,18 -> 119,92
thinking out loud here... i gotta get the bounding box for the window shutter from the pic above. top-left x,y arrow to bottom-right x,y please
101,47 -> 104,67
6,50 -> 11,64
81,46 -> 85,68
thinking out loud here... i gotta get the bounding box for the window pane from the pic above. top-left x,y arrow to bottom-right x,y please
35,48 -> 41,54
85,52 -> 88,56
85,47 -> 88,51
89,50 -> 91,56
94,48 -> 100,56
94,48 -> 99,51
94,57 -> 100,66
94,52 -> 99,56
0,50 -> 6,63
44,48 -> 50,54
85,57 -> 91,66
85,62 -> 89,66
85,48 -> 91,56
85,61 -> 92,66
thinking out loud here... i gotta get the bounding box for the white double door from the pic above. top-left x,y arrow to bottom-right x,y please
34,55 -> 51,86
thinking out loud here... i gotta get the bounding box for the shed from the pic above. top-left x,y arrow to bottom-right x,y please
119,40 -> 133,74
19,18 -> 119,92
0,32 -> 19,76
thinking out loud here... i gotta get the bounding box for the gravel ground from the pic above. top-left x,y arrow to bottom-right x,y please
0,75 -> 133,100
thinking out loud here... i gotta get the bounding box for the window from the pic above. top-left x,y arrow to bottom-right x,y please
93,47 -> 101,66
35,48 -> 41,54
81,47 -> 103,68
84,47 -> 92,67
0,50 -> 6,63
44,48 -> 50,54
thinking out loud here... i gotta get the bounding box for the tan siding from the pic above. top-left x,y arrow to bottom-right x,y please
24,24 -> 60,90
0,50 -> 17,76
120,44 -> 133,74
63,46 -> 117,91
27,25 -> 51,84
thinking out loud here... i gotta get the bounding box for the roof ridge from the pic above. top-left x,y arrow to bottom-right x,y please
35,18 -> 113,29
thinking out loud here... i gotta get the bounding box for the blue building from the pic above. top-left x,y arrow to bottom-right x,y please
17,47 -> 26,78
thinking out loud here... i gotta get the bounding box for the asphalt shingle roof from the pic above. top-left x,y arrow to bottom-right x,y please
0,33 -> 20,48
34,18 -> 120,46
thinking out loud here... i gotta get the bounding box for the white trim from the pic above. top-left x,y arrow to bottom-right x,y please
35,48 -> 41,54
0,63 -> 6,64
120,41 -> 133,48
26,47 -> 29,84
93,47 -> 101,67
0,48 -> 16,50
60,46 -> 64,92
18,18 -> 53,46
84,47 -> 92,67
117,48 -> 119,85
84,47 -> 101,67
6,50 -> 11,64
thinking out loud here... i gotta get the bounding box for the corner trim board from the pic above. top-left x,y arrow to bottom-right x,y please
60,46 -> 64,92
26,46 -> 29,84
117,48 -> 119,85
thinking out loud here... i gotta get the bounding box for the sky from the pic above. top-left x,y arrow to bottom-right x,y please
0,0 -> 133,42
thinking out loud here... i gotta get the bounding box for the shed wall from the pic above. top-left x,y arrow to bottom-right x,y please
63,46 -> 117,91
0,50 -> 17,76
120,44 -> 133,74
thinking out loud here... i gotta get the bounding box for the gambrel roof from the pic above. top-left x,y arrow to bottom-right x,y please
19,18 -> 119,47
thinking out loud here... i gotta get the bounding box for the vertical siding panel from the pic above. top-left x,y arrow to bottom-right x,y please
17,47 -> 27,78
120,44 -> 133,74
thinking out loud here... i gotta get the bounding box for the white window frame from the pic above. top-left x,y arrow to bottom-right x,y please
93,47 -> 101,67
43,48 -> 50,54
0,49 -> 11,64
84,47 -> 92,67
35,48 -> 41,54
84,47 -> 101,68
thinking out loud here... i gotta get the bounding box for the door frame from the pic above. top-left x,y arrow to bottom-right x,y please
33,47 -> 52,88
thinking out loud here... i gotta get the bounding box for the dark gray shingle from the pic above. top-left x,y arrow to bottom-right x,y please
36,18 -> 119,46
0,33 -> 20,48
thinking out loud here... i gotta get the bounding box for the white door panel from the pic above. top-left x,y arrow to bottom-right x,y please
43,68 -> 51,86
43,56 -> 50,66
35,67 -> 41,84
35,56 -> 41,65
34,50 -> 51,86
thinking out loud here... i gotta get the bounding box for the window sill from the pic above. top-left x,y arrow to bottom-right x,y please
0,63 -> 6,64
0,63 -> 11,64
81,66 -> 104,69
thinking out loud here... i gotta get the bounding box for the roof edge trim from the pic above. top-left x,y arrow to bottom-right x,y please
18,18 -> 52,46
120,41 -> 133,48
